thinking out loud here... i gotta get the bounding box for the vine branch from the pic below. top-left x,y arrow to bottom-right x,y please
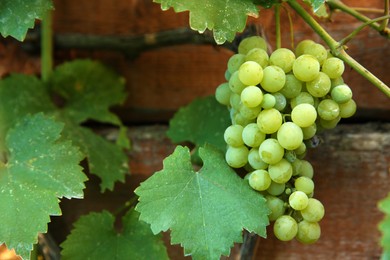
380,0 -> 389,32
287,0 -> 390,98
275,4 -> 282,49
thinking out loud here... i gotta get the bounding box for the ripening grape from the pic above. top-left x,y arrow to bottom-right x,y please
225,145 -> 249,168
259,138 -> 285,164
295,176 -> 315,195
293,54 -> 320,82
257,108 -> 282,134
339,99 -> 357,118
331,84 -> 353,104
301,43 -> 327,65
277,122 -> 303,150
261,93 -> 276,109
267,181 -> 286,196
317,99 -> 340,120
224,125 -> 244,147
273,215 -> 298,241
215,82 -> 231,106
301,123 -> 317,140
229,71 -> 246,94
242,123 -> 266,147
301,198 -> 325,222
245,48 -> 269,68
266,195 -> 286,221
273,92 -> 287,111
291,104 -> 317,128
268,158 -> 293,184
322,57 -> 345,79
306,72 -> 331,98
239,103 -> 261,120
295,39 -> 315,56
249,169 -> 272,191
248,147 -> 268,170
238,36 -> 267,54
296,220 -> 321,244
260,65 -> 286,93
227,54 -> 246,74
269,48 -> 296,73
290,92 -> 315,108
241,85 -> 263,108
289,190 -> 309,210
238,61 -> 264,86
280,74 -> 303,99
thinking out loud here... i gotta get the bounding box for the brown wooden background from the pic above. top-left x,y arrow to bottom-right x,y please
0,0 -> 389,259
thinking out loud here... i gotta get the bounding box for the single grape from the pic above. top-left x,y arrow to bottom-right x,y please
273,92 -> 287,111
269,48 -> 296,73
239,103 -> 261,120
242,123 -> 266,147
245,48 -> 269,68
301,124 -> 317,140
259,138 -> 285,164
298,160 -> 314,178
290,92 -> 315,108
249,169 -> 272,191
267,181 -> 286,196
227,53 -> 246,74
294,142 -> 307,155
277,122 -> 303,150
293,54 -> 320,82
261,93 -> 276,109
331,84 -> 352,104
273,215 -> 298,241
284,150 -> 297,163
260,65 -> 286,93
306,72 -> 331,97
229,71 -> 246,94
280,74 -> 303,99
331,77 -> 345,89
238,61 -> 264,86
301,198 -> 325,222
289,190 -> 309,210
295,176 -> 314,195
339,99 -> 357,118
296,220 -> 321,244
256,108 -> 283,134
317,99 -> 340,120
301,43 -> 327,65
241,85 -> 263,108
319,116 -> 341,130
322,57 -> 345,79
224,69 -> 231,81
224,125 -> 244,147
295,39 -> 315,57
229,92 -> 241,110
225,145 -> 249,168
248,147 -> 268,170
233,112 -> 254,126
291,103 -> 317,127
266,195 -> 286,221
268,158 -> 293,184
238,36 -> 267,54
215,82 -> 231,106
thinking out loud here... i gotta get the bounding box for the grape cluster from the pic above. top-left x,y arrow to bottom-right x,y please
215,36 -> 356,243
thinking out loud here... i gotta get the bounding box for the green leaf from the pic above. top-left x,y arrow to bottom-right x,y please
379,194 -> 390,258
154,0 -> 258,44
0,113 -> 87,260
61,208 -> 169,260
166,96 -> 231,153
0,60 -> 129,191
135,145 -> 269,260
303,0 -> 325,11
0,0 -> 54,41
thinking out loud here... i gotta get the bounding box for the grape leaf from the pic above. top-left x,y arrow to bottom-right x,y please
379,194 -> 390,258
166,96 -> 231,153
135,145 -> 269,259
0,113 -> 87,260
303,0 -> 325,11
61,209 -> 169,260
154,0 -> 259,44
0,60 -> 129,191
0,0 -> 53,41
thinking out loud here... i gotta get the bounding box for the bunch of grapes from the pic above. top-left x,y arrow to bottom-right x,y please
215,36 -> 356,243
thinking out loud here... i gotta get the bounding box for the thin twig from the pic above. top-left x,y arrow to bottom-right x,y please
275,4 -> 281,49
379,0 -> 389,32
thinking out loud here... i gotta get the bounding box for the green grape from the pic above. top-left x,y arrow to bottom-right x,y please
256,108 -> 282,134
301,43 -> 327,65
238,61 -> 264,86
294,142 -> 307,156
295,176 -> 314,195
273,215 -> 298,241
295,39 -> 315,57
227,53 -> 246,74
224,125 -> 244,147
261,93 -> 276,109
242,123 -> 266,147
293,54 -> 320,82
224,69 -> 231,81
339,99 -> 357,118
284,150 -> 297,163
298,160 -> 314,178
280,74 -> 303,99
248,147 -> 268,170
291,103 -> 317,128
245,48 -> 269,68
306,72 -> 331,97
319,116 -> 341,129
229,92 -> 241,110
296,220 -> 321,244
301,198 -> 325,222
269,48 -> 296,73
331,84 -> 352,104
317,99 -> 340,120
289,190 -> 309,210
225,145 -> 249,168
266,195 -> 286,221
260,65 -> 286,93
322,57 -> 345,79
259,138 -> 284,164
330,77 -> 344,89
239,103 -> 261,120
249,169 -> 272,191
215,82 -> 231,106
292,159 -> 302,176
238,36 -> 268,54
301,123 -> 317,140
229,71 -> 246,94
233,112 -> 254,126
277,122 -> 303,150
290,92 -> 315,108
241,86 -> 263,108
267,181 -> 286,196
273,92 -> 287,111
268,158 -> 293,184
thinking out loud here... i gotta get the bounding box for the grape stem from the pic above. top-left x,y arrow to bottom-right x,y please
380,0 -> 389,32
41,9 -> 53,82
327,0 -> 390,38
275,4 -> 282,49
286,0 -> 390,98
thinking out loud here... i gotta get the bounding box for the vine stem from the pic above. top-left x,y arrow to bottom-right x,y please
41,10 -> 53,82
380,0 -> 389,32
275,4 -> 281,49
287,0 -> 390,98
327,0 -> 390,38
